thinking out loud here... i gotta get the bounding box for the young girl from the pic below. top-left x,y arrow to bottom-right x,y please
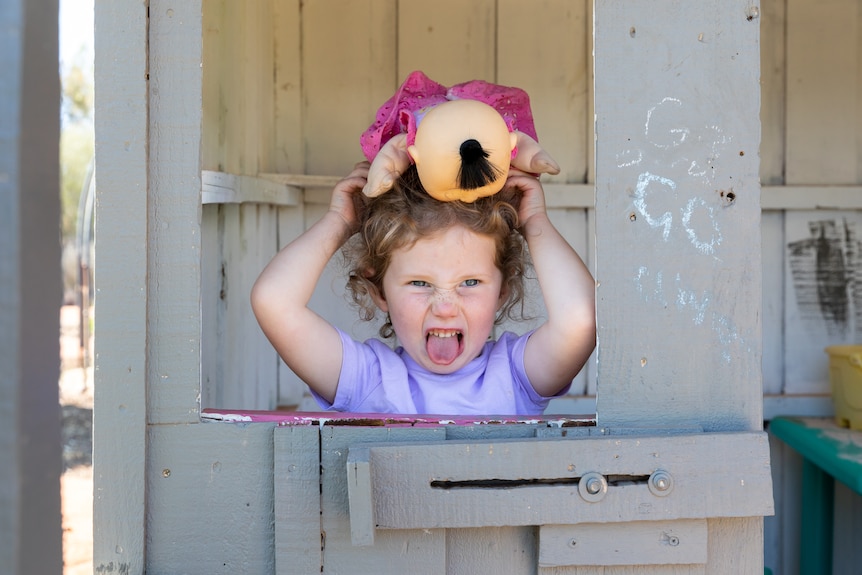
251,162 -> 596,415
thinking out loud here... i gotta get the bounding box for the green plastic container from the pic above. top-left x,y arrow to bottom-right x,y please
824,345 -> 862,430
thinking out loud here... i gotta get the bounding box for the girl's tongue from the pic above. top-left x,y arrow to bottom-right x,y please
426,331 -> 462,365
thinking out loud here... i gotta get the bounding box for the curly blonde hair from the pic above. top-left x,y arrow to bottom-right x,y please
343,165 -> 529,338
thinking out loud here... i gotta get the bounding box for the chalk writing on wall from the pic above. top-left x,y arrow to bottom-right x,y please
788,219 -> 862,337
623,97 -> 749,361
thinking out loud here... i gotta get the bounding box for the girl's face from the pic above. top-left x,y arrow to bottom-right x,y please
372,224 -> 506,374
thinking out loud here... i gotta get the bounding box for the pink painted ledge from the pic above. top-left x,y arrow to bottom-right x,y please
201,408 -> 596,428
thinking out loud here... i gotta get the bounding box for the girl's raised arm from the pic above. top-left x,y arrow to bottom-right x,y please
250,162 -> 369,404
508,172 -> 597,397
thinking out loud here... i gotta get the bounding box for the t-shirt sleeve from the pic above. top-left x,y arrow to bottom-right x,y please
311,328 -> 394,412
505,331 -> 573,414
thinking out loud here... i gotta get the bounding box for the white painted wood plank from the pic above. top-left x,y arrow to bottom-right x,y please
200,204 -> 221,409
201,0 -> 222,171
540,520 -> 707,567
321,426 -> 447,574
302,0 -> 396,175
786,0 -> 860,184
359,432 -> 772,530
759,0 -> 786,186
498,0 -> 590,185
93,0 -> 149,570
201,171 -> 302,205
762,211 -> 785,394
594,0 -> 763,432
398,0 -> 494,85
783,211 -> 862,394
705,517 -> 764,575
273,0 -> 302,173
761,186 -> 862,209
447,527 -> 538,574
147,0 -> 203,424
274,426 -> 322,573
147,422 -> 275,573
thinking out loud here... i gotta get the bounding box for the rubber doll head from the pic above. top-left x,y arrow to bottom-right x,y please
407,99 -> 518,203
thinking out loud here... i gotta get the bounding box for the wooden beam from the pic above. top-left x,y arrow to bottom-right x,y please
93,0 -> 149,572
0,1 -> 63,573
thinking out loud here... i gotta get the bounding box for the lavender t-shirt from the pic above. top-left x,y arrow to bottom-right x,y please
312,328 -> 569,415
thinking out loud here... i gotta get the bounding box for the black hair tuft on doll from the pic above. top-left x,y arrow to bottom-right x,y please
457,139 -> 503,190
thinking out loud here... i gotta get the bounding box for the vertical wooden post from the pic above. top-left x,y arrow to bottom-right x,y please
594,1 -> 765,572
594,0 -> 763,432
93,1 -> 149,572
0,1 -> 63,573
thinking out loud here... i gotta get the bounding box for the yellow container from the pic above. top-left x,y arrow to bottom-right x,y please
824,345 -> 862,430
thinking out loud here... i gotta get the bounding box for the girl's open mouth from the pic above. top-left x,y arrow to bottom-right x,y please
426,329 -> 463,365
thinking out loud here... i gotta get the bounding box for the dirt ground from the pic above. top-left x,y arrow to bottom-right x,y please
60,305 -> 94,575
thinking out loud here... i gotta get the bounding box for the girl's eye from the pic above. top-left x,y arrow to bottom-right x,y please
462,279 -> 480,287
410,280 -> 430,288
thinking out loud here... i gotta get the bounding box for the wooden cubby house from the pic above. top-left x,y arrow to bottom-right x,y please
92,1 -> 862,573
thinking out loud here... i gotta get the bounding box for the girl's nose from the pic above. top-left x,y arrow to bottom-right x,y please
429,288 -> 459,316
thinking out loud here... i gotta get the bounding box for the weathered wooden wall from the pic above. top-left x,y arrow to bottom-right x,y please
195,2 -> 862,571
94,0 -> 862,572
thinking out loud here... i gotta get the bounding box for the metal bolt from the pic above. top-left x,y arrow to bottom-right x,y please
668,536 -> 680,547
648,469 -> 674,497
162,468 -> 171,478
578,472 -> 608,502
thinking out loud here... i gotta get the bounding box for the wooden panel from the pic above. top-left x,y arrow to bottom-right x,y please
760,0 -> 786,185
320,426 -> 447,574
786,0 -> 861,184
0,2 -> 62,573
705,517 -> 764,575
147,0 -> 203,423
353,432 -> 772,531
200,204 -> 221,408
201,0 -> 222,171
594,0 -> 762,432
447,527 -> 538,575
92,0 -> 149,571
762,211 -> 785,394
274,426 -> 322,574
540,520 -> 707,567
302,0 -> 396,174
783,211 -> 862,394
398,0 -> 495,84
498,0 -> 590,184
273,0 -> 302,173
146,422 -> 275,573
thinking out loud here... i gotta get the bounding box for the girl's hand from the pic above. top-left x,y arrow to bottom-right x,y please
329,161 -> 370,234
505,168 -> 548,231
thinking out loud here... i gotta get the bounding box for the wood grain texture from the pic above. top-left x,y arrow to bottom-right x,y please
594,0 -> 763,432
359,432 -> 772,530
321,426 -> 447,574
93,0 -> 150,571
146,423 -> 275,573
147,0 -> 203,424
786,0 -> 861,185
274,426 -> 322,573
